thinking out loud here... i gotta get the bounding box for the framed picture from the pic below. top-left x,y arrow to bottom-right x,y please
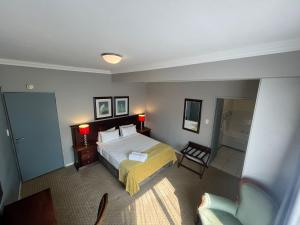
114,96 -> 129,117
93,97 -> 113,120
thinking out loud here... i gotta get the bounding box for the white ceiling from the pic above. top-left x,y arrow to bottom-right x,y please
0,0 -> 300,74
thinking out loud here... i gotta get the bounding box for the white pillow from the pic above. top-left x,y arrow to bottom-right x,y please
120,124 -> 134,128
119,124 -> 134,136
120,125 -> 137,137
99,129 -> 120,143
98,127 -> 116,143
107,127 -> 116,131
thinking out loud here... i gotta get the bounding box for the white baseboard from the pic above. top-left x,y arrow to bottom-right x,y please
64,162 -> 74,167
18,181 -> 22,200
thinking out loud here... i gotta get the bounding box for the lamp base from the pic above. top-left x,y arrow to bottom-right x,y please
83,134 -> 88,146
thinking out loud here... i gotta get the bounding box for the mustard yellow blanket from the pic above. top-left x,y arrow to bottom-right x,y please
119,143 -> 177,196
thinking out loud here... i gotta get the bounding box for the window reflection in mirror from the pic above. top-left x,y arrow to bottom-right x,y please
182,98 -> 202,133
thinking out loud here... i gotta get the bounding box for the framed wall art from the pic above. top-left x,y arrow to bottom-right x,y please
114,96 -> 129,117
93,97 -> 113,120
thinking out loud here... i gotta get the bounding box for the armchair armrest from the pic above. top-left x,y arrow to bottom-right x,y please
199,193 -> 238,216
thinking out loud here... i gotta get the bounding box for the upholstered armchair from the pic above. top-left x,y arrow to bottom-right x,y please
197,178 -> 278,225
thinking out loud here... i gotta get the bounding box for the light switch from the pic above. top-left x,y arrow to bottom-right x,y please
205,119 -> 209,124
26,84 -> 34,90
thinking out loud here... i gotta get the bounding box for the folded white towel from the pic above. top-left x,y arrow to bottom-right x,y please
129,152 -> 148,162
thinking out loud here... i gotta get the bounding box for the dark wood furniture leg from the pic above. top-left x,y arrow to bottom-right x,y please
177,154 -> 185,168
95,193 -> 108,225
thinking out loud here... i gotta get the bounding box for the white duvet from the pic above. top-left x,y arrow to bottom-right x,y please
97,133 -> 159,169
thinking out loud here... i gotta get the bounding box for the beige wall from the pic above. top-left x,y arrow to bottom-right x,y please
145,80 -> 259,151
243,77 -> 300,202
0,65 -> 146,165
113,51 -> 300,82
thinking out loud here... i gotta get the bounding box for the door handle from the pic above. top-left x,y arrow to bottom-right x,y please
15,137 -> 25,141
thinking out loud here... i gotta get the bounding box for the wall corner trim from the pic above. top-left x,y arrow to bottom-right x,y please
18,182 -> 22,200
0,58 -> 112,75
64,162 -> 74,167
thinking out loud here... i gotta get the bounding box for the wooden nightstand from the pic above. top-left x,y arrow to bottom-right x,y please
73,144 -> 97,170
137,127 -> 151,137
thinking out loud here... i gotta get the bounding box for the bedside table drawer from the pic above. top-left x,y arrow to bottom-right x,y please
81,152 -> 97,165
73,144 -> 97,170
81,151 -> 96,161
137,127 -> 151,137
141,130 -> 150,137
81,158 -> 96,166
80,149 -> 93,155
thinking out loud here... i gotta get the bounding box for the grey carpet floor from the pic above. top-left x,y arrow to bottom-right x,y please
22,160 -> 239,225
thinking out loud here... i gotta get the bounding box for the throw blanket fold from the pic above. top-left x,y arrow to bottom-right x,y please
119,143 -> 177,196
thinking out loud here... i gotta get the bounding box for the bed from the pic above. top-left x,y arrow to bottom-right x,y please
70,115 -> 177,196
98,133 -> 159,169
98,133 -> 177,196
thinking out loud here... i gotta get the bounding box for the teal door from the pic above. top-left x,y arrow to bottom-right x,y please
4,92 -> 64,181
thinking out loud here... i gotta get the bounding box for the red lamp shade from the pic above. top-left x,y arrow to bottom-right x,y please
138,114 -> 145,122
79,124 -> 90,135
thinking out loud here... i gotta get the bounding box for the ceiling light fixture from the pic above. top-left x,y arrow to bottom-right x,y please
101,53 -> 122,64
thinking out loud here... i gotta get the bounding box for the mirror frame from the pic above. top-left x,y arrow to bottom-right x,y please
182,98 -> 202,133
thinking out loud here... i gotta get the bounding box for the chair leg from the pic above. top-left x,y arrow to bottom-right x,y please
199,165 -> 207,179
195,214 -> 202,225
177,155 -> 185,168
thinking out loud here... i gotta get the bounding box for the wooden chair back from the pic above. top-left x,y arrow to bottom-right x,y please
94,193 -> 108,225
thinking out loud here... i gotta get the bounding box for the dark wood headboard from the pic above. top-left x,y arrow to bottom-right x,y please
70,114 -> 139,146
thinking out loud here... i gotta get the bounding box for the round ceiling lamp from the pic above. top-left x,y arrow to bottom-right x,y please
101,53 -> 122,64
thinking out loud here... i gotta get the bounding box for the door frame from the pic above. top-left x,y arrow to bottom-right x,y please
210,98 -> 224,162
0,89 -> 22,180
210,96 -> 255,162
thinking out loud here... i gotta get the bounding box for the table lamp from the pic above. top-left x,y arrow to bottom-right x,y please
79,124 -> 90,146
138,114 -> 145,129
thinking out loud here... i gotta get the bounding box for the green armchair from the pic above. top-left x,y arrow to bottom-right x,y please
197,178 -> 278,225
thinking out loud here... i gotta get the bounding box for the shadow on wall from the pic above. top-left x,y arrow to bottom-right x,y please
273,123 -> 300,197
273,124 -> 300,225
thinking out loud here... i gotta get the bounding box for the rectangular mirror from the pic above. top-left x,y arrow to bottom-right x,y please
182,98 -> 202,133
